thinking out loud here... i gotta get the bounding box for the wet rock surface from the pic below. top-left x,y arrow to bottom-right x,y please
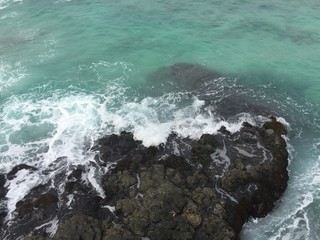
0,174 -> 6,199
0,174 -> 7,230
0,63 -> 290,240
1,116 -> 288,240
7,164 -> 37,180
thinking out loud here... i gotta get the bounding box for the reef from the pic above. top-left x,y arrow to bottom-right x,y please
0,118 -> 288,240
0,63 -> 289,240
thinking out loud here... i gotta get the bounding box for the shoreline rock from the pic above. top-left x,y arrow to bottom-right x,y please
1,117 -> 289,240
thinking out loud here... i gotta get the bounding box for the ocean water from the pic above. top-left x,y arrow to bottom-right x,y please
0,0 -> 320,239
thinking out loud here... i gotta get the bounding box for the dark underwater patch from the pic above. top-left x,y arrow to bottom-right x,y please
145,62 -> 221,96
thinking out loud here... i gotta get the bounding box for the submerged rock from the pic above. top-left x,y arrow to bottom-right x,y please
215,94 -> 275,119
145,63 -> 221,96
145,63 -> 282,122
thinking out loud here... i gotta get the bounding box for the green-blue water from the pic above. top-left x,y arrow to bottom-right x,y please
1,0 -> 320,239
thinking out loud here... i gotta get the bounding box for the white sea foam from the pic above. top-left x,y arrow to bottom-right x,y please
113,98 -> 256,147
85,166 -> 106,198
0,0 -> 22,10
211,141 -> 230,174
0,60 -> 26,92
234,146 -> 257,158
38,38 -> 57,63
66,194 -> 74,207
35,216 -> 59,237
0,85 -> 258,220
5,169 -> 43,219
102,205 -> 115,213
277,117 -> 290,129
0,11 -> 18,20
1,93 -> 106,217
0,0 -> 8,9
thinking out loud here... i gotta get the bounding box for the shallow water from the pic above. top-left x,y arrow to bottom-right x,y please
0,0 -> 320,239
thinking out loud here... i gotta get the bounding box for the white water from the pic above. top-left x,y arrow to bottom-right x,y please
0,82 -> 260,220
0,59 -> 26,93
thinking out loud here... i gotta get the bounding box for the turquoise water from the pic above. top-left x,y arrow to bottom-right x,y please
0,0 -> 320,239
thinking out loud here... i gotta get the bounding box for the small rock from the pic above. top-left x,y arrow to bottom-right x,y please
34,193 -> 58,209
7,164 -> 37,180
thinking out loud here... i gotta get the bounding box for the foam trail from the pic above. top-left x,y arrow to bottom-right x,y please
5,169 -> 43,219
210,141 -> 230,174
35,216 -> 59,237
0,0 -> 23,10
0,59 -> 26,92
0,12 -> 18,20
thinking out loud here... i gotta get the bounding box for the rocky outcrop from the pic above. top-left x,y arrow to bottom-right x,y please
0,173 -> 7,230
93,118 -> 288,239
0,63 -> 290,240
2,116 -> 288,240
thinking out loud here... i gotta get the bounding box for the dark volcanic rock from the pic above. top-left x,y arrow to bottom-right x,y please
0,174 -> 6,198
2,118 -> 288,240
53,215 -> 108,240
1,164 -> 107,240
93,132 -> 141,165
12,187 -> 59,238
91,118 -> 288,239
7,164 -> 37,180
34,192 -> 59,209
0,173 -> 8,229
